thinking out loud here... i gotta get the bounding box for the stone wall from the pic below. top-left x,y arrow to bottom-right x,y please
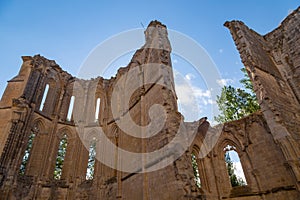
191,112 -> 299,199
0,8 -> 299,200
0,21 -> 201,200
223,6 -> 300,199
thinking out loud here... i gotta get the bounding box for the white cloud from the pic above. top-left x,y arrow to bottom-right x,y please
174,71 -> 214,121
185,73 -> 195,81
216,78 -> 234,87
193,88 -> 211,98
207,99 -> 215,104
175,83 -> 197,105
233,162 -> 247,184
219,49 -> 223,53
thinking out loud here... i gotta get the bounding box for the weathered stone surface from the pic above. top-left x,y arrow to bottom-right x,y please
0,8 -> 299,200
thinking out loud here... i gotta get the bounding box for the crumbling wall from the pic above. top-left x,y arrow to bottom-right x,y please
191,112 -> 299,200
225,6 -> 300,197
0,7 -> 299,199
0,21 -> 202,200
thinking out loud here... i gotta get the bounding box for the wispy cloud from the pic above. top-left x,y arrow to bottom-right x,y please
185,73 -> 195,81
216,78 -> 234,87
174,71 -> 214,121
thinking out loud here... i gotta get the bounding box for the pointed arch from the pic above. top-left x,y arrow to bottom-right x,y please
53,133 -> 68,180
57,126 -> 74,139
83,129 -> 100,180
53,126 -> 74,180
19,120 -> 43,175
216,138 -> 244,156
215,136 -> 248,187
38,75 -> 61,115
223,144 -> 247,187
86,138 -> 97,180
32,118 -> 46,133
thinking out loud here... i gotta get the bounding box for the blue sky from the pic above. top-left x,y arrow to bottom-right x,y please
0,1 -> 298,122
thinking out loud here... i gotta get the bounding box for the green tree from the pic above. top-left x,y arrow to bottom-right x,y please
225,152 -> 246,187
214,68 -> 260,123
19,131 -> 36,175
54,134 -> 68,180
191,153 -> 201,188
86,140 -> 96,180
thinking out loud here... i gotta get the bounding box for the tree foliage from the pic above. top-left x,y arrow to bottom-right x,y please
214,68 -> 260,123
19,131 -> 36,175
86,140 -> 96,180
54,134 -> 68,180
225,152 -> 246,187
191,153 -> 201,188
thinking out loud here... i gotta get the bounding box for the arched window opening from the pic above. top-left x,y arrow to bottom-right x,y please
54,134 -> 68,180
19,125 -> 39,175
66,96 -> 75,121
86,138 -> 97,180
224,145 -> 247,187
95,98 -> 101,121
191,152 -> 201,188
39,84 -> 49,111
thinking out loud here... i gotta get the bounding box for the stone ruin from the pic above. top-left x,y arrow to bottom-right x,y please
0,7 -> 299,200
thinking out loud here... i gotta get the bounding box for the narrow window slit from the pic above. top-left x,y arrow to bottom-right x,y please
66,96 -> 75,121
39,84 -> 49,111
54,134 -> 68,180
19,130 -> 36,175
86,138 -> 97,180
191,152 -> 201,188
95,98 -> 101,121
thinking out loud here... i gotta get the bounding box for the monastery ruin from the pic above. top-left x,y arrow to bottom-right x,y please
0,7 -> 299,200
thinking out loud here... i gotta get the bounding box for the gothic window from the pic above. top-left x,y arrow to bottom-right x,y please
66,96 -> 75,121
39,84 -> 49,111
54,134 -> 68,180
95,98 -> 101,121
86,138 -> 97,180
19,125 -> 39,175
191,151 -> 201,188
224,145 -> 247,187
